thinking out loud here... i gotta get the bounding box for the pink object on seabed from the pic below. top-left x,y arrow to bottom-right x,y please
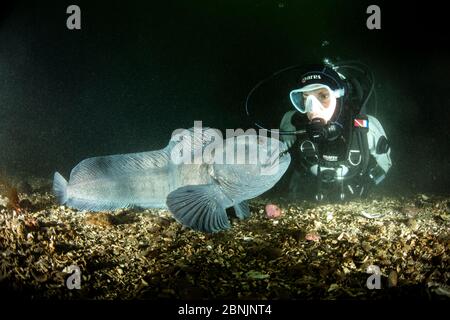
265,203 -> 282,219
305,232 -> 321,242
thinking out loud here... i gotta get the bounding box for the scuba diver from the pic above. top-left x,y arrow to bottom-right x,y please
246,59 -> 392,201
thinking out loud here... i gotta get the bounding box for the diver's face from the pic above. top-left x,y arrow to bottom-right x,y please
303,88 -> 334,121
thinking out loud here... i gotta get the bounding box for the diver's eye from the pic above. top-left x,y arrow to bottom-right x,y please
318,93 -> 329,101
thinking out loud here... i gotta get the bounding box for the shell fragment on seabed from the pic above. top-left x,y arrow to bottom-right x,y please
360,210 -> 384,219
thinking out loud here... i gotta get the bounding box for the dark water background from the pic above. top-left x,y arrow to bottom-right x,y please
0,0 -> 449,195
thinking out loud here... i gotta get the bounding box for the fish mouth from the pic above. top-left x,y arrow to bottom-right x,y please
279,148 -> 289,157
278,142 -> 289,158
267,143 -> 288,161
262,147 -> 290,175
267,143 -> 290,167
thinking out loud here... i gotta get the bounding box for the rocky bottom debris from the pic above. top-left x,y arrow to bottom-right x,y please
0,189 -> 448,300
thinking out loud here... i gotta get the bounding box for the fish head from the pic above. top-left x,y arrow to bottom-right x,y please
212,134 -> 291,201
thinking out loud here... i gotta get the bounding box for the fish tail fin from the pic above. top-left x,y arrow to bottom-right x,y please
53,172 -> 68,204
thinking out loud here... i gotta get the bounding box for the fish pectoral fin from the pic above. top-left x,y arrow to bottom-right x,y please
166,184 -> 231,233
234,201 -> 250,220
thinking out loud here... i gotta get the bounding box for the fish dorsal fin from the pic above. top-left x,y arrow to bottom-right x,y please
69,150 -> 170,184
234,201 -> 250,220
166,184 -> 232,233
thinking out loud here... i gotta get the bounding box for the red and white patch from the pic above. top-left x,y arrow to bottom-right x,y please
354,119 -> 368,128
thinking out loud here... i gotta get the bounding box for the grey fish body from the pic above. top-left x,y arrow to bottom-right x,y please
67,161 -> 174,209
53,128 -> 290,232
57,152 -> 212,211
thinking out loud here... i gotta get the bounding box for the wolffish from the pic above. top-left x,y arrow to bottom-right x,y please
53,128 -> 290,232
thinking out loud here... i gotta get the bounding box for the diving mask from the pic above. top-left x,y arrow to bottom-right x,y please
289,84 -> 344,121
